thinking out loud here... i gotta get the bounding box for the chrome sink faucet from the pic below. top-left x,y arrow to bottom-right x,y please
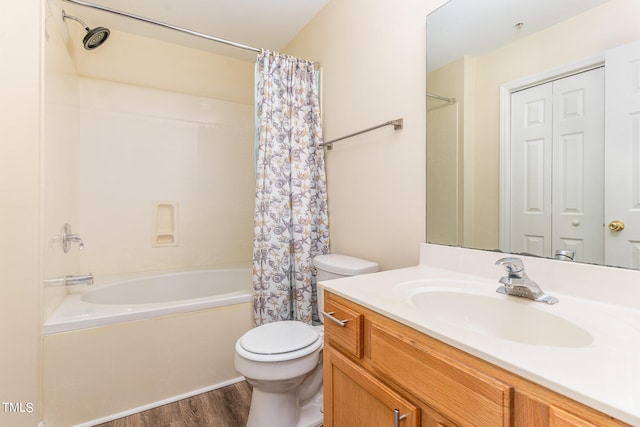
495,257 -> 558,305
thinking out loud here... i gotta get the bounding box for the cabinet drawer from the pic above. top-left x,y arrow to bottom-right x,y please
371,323 -> 513,426
323,299 -> 363,358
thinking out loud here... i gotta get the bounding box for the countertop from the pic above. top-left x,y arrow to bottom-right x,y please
318,244 -> 640,426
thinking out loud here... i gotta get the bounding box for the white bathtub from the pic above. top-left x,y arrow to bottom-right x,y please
44,267 -> 253,334
43,267 -> 255,427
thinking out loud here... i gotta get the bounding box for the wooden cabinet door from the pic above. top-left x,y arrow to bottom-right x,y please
423,407 -> 459,427
324,344 -> 420,427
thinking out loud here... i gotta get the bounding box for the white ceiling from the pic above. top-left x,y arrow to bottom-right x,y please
62,0 -> 330,61
427,0 -> 611,72
62,0 -> 612,66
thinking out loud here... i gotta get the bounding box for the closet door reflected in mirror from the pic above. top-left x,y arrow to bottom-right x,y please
508,68 -> 604,264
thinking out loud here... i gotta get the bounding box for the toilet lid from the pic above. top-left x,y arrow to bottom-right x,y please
239,321 -> 320,355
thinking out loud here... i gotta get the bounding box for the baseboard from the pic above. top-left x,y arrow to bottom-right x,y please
72,376 -> 246,427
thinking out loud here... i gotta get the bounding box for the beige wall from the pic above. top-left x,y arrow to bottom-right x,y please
74,26 -> 254,104
0,1 -> 43,426
285,0 -> 447,270
464,0 -> 640,249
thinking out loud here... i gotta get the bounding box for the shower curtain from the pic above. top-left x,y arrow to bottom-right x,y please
252,51 -> 330,326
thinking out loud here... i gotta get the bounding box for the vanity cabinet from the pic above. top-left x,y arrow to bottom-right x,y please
323,291 -> 630,427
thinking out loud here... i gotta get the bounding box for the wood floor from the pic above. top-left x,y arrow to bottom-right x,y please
96,381 -> 252,427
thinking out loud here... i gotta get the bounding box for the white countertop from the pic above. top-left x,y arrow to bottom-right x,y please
319,244 -> 640,426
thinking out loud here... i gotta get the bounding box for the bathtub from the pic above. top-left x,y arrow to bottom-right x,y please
43,267 -> 255,427
44,267 -> 253,334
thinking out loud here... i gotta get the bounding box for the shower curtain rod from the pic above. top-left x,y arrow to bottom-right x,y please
427,92 -> 456,104
62,0 -> 262,54
319,118 -> 404,149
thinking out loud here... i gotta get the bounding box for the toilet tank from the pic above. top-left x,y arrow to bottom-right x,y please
313,254 -> 379,320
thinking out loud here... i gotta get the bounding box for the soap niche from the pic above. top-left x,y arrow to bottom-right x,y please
152,201 -> 178,247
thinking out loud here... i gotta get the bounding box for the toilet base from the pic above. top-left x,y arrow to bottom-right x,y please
298,390 -> 323,427
245,385 -> 323,427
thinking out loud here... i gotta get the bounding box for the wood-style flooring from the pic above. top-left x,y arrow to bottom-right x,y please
96,381 -> 252,427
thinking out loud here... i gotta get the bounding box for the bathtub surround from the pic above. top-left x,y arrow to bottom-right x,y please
44,3 -> 256,292
253,52 -> 329,325
75,77 -> 254,275
42,7 -> 257,313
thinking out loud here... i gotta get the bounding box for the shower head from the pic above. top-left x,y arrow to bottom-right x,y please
82,26 -> 110,50
62,10 -> 110,50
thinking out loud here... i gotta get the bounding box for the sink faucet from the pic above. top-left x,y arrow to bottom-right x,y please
495,257 -> 558,304
554,249 -> 575,261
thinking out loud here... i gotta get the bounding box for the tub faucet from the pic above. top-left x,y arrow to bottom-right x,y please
495,257 -> 558,305
64,274 -> 94,286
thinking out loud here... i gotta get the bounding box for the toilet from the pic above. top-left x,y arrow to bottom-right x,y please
234,254 -> 379,427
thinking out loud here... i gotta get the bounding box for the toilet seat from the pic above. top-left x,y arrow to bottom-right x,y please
237,321 -> 322,362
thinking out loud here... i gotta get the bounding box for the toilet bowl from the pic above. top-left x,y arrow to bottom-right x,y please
234,254 -> 378,427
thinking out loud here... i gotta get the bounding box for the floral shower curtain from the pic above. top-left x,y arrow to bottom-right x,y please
253,51 -> 330,326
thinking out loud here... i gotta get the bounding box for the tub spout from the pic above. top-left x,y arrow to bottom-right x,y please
65,274 -> 94,286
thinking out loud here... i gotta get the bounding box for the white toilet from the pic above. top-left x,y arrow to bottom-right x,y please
234,254 -> 379,427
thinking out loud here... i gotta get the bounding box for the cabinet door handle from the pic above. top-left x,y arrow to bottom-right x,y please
321,311 -> 349,327
394,408 -> 407,427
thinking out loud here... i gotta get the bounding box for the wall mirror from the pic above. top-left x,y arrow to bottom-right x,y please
426,0 -> 640,269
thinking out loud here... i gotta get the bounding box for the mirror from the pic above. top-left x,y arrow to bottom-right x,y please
426,0 -> 640,269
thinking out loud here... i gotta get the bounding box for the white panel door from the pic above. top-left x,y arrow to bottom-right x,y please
552,68 -> 604,264
605,39 -> 640,269
510,68 -> 604,261
510,84 -> 553,257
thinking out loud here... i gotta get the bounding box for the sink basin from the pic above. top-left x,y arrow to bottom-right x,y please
411,291 -> 593,348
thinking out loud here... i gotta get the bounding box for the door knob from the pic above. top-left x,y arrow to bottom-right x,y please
608,220 -> 625,232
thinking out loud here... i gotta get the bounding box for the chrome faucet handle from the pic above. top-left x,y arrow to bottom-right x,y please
495,257 -> 558,304
60,223 -> 85,253
66,234 -> 85,249
495,257 -> 525,279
